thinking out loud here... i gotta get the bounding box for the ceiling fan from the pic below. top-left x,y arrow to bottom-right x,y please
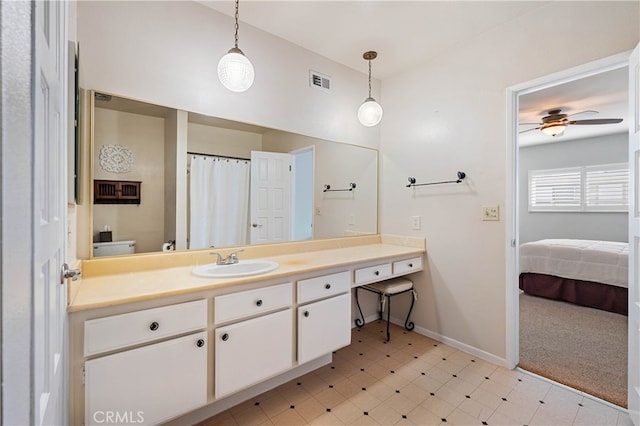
519,108 -> 623,137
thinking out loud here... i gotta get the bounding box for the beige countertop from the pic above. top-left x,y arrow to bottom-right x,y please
69,235 -> 425,313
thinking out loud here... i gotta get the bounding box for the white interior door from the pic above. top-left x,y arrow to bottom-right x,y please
250,151 -> 292,244
628,41 -> 640,426
291,147 -> 314,241
34,1 -> 68,424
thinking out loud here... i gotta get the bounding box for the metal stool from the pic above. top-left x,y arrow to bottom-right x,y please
354,277 -> 416,341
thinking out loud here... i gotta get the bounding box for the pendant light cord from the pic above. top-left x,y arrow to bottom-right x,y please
234,0 -> 240,48
368,59 -> 372,98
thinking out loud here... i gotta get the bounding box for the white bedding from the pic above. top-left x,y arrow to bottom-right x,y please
519,239 -> 628,288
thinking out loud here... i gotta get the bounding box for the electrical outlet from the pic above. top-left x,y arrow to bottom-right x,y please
411,215 -> 421,230
348,214 -> 355,225
315,208 -> 321,216
482,206 -> 500,221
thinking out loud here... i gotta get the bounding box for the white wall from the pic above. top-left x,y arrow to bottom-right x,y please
76,1 -> 379,150
519,133 -> 628,244
379,1 -> 639,359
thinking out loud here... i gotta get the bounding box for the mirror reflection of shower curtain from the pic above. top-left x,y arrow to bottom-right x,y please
189,155 -> 250,249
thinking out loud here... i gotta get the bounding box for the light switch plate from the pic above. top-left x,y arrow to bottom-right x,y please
482,206 -> 500,221
411,215 -> 421,230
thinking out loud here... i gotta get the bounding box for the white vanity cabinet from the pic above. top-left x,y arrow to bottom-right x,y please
82,300 -> 209,425
69,240 -> 426,426
85,332 -> 208,425
297,271 -> 352,364
214,283 -> 294,398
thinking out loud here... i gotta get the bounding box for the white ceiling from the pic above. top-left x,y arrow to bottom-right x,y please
199,1 -> 546,79
200,1 -> 629,144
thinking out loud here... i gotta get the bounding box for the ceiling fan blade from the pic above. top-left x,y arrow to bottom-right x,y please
518,122 -> 542,126
568,118 -> 623,125
518,126 -> 541,134
566,110 -> 598,119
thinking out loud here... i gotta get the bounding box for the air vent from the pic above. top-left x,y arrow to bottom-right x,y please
309,70 -> 331,92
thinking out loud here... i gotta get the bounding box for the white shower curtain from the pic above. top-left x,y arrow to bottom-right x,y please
189,155 -> 250,249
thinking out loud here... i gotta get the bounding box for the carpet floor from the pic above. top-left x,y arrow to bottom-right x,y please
518,292 -> 628,408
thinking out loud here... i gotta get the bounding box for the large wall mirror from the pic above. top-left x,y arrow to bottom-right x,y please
90,92 -> 378,258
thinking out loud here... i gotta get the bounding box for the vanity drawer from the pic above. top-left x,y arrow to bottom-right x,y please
393,256 -> 423,275
84,299 -> 207,357
214,282 -> 293,324
354,263 -> 392,285
297,271 -> 351,304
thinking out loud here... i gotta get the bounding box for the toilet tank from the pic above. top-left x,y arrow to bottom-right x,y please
93,240 -> 136,257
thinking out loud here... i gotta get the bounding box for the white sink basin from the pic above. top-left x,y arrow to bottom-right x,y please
192,260 -> 279,278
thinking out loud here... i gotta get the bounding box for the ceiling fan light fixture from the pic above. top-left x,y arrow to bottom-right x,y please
358,51 -> 383,127
217,0 -> 254,93
541,124 -> 566,137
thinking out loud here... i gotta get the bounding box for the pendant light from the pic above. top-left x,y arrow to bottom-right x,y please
217,0 -> 254,92
357,51 -> 383,127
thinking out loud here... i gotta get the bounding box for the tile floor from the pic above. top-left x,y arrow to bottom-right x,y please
199,320 -> 631,425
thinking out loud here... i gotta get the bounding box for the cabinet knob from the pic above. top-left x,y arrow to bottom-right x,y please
374,271 -> 379,276
222,333 -> 229,342
303,311 -> 310,318
196,339 -> 205,348
408,263 -> 413,268
256,299 -> 263,307
149,321 -> 159,331
325,283 -> 331,290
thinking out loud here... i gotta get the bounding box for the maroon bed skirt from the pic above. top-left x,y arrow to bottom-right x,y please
519,273 -> 628,316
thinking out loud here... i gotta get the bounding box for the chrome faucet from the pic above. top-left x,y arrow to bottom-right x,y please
210,249 -> 244,265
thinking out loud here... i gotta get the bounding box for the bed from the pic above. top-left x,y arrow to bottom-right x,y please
519,239 -> 628,315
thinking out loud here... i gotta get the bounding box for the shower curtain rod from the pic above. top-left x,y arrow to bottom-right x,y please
187,151 -> 250,161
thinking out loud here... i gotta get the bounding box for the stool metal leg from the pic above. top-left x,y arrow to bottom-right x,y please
354,287 -> 365,328
404,290 -> 415,331
384,294 -> 391,341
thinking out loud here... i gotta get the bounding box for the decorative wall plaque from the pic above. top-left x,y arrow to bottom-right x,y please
99,144 -> 134,173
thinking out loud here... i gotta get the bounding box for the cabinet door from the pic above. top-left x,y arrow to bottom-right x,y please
215,309 -> 293,398
298,293 -> 351,364
85,332 -> 207,426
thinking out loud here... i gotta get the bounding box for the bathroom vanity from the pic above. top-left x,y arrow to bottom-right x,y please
68,235 -> 424,425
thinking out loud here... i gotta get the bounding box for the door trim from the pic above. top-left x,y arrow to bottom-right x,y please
505,51 -> 631,369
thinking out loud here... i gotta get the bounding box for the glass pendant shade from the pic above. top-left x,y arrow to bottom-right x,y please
217,47 -> 254,92
358,97 -> 383,127
541,124 -> 566,137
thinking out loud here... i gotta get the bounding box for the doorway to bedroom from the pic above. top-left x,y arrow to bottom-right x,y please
510,57 -> 630,408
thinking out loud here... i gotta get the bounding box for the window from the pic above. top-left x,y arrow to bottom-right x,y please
528,163 -> 628,212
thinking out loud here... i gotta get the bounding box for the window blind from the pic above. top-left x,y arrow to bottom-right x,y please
585,164 -> 629,211
528,163 -> 628,212
529,168 -> 581,211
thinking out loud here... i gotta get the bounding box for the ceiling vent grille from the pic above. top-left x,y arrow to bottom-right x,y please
309,70 -> 331,92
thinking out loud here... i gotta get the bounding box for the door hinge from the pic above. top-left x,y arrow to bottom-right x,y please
511,239 -> 516,248
289,165 -> 292,172
82,367 -> 85,385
